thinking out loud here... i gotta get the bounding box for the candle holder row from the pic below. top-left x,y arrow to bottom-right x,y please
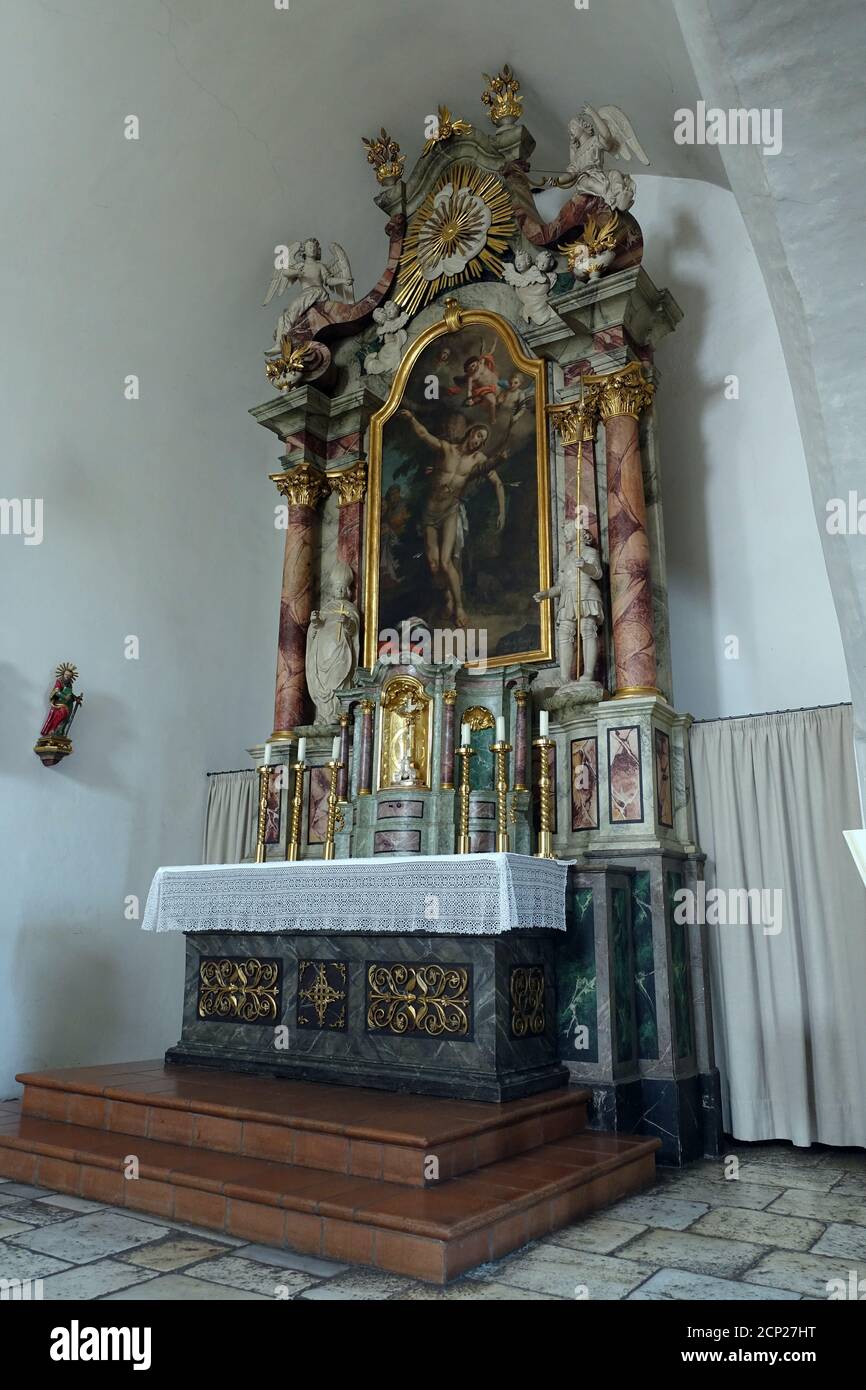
255,734 -> 344,864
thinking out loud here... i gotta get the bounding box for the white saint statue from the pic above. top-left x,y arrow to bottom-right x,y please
534,529 -> 605,686
564,104 -> 649,212
263,238 -> 354,351
305,561 -> 360,726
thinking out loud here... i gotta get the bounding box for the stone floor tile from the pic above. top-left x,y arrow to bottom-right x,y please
743,1249 -> 857,1298
0,1216 -> 34,1238
769,1189 -> 866,1225
735,1164 -> 838,1193
810,1222 -> 866,1260
692,1206 -> 825,1251
398,1278 -> 560,1300
102,1273 -> 270,1300
123,1234 -> 236,1272
300,1270 -> 417,1300
487,1243 -> 654,1299
40,1258 -> 157,1300
101,1208 -> 246,1245
604,1193 -> 708,1230
37,1195 -> 105,1214
8,1210 -> 170,1263
546,1216 -> 647,1255
628,1268 -> 800,1300
0,1246 -> 70,1282
234,1243 -> 347,1277
616,1227 -> 764,1278
0,1200 -> 78,1228
0,1184 -> 54,1200
828,1176 -> 866,1198
653,1177 -> 783,1211
184,1253 -> 317,1297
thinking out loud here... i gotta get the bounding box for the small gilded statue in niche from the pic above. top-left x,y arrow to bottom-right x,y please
34,662 -> 84,766
306,561 -> 360,727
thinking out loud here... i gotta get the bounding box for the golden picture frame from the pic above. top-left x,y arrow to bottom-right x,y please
363,303 -> 553,671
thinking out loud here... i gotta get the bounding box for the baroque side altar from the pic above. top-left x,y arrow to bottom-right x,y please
156,73 -> 721,1167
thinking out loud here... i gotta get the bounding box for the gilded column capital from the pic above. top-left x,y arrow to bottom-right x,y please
270,462 -> 330,510
587,361 -> 655,422
514,690 -> 529,706
327,458 -> 368,506
360,699 -> 376,715
442,689 -> 458,706
547,394 -> 600,445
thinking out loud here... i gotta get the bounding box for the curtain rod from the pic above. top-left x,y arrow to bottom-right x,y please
691,700 -> 852,725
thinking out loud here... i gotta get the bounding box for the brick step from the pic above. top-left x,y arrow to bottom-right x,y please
0,1100 -> 659,1284
18,1062 -> 589,1188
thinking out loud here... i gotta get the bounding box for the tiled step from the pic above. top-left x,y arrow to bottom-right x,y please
18,1062 -> 589,1188
0,1100 -> 659,1284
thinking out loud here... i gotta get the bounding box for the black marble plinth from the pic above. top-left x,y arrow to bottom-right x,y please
586,1069 -> 723,1165
166,930 -> 568,1103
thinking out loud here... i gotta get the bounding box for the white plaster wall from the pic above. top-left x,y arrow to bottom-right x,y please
636,175 -> 850,717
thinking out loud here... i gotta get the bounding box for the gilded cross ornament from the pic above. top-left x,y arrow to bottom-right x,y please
481,65 -> 523,126
327,458 -> 368,506
362,128 -> 405,185
298,960 -> 347,1029
270,462 -> 330,510
421,105 -> 472,156
586,361 -> 655,421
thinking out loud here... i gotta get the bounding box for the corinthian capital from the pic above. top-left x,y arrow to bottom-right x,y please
270,462 -> 330,510
327,459 -> 368,507
547,392 -> 600,445
588,361 -> 655,422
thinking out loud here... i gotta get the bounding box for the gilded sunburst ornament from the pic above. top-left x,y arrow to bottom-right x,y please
395,164 -> 515,316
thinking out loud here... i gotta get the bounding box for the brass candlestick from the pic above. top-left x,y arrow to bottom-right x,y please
255,764 -> 271,863
455,744 -> 475,854
323,759 -> 345,861
491,740 -> 512,853
286,757 -> 307,862
533,735 -> 555,860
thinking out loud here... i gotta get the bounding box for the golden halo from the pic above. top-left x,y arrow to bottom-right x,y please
394,163 -> 515,316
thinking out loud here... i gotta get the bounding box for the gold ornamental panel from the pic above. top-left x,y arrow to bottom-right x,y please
510,965 -> 546,1038
377,675 -> 432,791
198,958 -> 281,1024
367,963 -> 472,1038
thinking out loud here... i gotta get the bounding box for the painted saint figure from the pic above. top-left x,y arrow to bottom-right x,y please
398,409 -> 506,628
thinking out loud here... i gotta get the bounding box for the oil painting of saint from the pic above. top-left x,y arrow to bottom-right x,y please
365,311 -> 551,668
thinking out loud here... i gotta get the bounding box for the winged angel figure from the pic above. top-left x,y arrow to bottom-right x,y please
262,237 -> 355,350
565,104 -> 649,211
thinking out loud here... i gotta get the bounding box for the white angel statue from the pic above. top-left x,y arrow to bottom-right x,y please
566,104 -> 649,212
263,238 -> 354,350
363,301 -> 411,376
502,249 -> 559,326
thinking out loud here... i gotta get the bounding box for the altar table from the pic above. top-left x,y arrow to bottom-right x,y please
146,854 -> 572,1102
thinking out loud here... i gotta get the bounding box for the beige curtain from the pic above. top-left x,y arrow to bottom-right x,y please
690,704 -> 866,1147
203,770 -> 258,864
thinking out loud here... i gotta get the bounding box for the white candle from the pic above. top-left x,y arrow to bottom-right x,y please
297,736 -> 307,763
263,742 -> 273,766
460,722 -> 471,747
332,735 -> 341,761
496,715 -> 505,743
539,710 -> 549,737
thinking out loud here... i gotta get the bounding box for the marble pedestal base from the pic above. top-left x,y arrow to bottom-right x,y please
587,1069 -> 723,1166
167,928 -> 567,1103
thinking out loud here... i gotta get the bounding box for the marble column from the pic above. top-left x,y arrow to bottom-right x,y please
591,363 -> 658,696
328,458 -> 368,599
440,689 -> 457,789
358,699 -> 375,795
270,463 -> 330,737
513,690 -> 528,791
337,712 -> 350,801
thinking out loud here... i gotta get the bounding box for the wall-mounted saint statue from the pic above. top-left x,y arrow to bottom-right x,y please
305,561 -> 360,727
34,662 -> 83,766
262,238 -> 354,351
501,250 -> 559,326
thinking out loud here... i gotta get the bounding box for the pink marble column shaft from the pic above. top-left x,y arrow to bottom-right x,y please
513,691 -> 528,791
602,402 -> 658,693
338,713 -> 350,801
358,700 -> 375,795
271,465 -> 329,737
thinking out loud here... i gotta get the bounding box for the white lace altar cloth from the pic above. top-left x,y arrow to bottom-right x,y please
141,853 -> 572,937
